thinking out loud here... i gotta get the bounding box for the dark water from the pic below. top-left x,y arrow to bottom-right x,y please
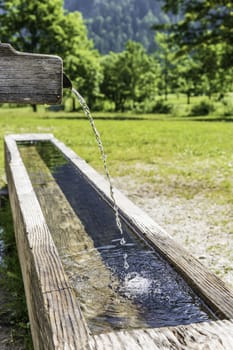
18,141 -> 216,334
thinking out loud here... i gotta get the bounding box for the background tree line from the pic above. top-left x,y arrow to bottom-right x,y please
0,0 -> 232,114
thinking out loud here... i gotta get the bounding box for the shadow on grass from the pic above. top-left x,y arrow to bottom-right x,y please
184,116 -> 233,122
42,115 -> 148,121
42,114 -> 233,123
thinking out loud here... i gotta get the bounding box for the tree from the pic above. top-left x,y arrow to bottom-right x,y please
0,0 -> 102,110
195,45 -> 220,99
65,47 -> 103,110
154,32 -> 177,100
157,0 -> 233,68
176,55 -> 201,104
100,41 -> 159,112
0,0 -> 67,54
100,52 -> 131,112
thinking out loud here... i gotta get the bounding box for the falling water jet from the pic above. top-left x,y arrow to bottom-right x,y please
72,88 -> 129,270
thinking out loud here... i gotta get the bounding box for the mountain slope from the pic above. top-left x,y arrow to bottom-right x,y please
64,0 -> 169,53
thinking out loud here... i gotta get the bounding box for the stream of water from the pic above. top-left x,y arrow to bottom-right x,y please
72,88 -> 129,269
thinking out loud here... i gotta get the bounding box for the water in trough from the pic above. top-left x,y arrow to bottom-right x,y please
18,140 -> 216,334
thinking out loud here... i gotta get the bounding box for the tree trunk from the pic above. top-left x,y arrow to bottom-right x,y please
31,104 -> 37,112
164,70 -> 168,101
72,96 -> 76,112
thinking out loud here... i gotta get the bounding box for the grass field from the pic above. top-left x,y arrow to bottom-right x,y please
1,104 -> 233,205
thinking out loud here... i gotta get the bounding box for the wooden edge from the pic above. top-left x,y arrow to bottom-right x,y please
92,319 -> 233,350
0,43 -> 63,61
4,134 -> 92,350
6,133 -> 54,142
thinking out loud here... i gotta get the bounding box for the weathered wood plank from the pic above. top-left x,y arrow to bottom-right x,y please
0,43 -> 62,104
4,135 -> 92,350
92,320 -> 233,349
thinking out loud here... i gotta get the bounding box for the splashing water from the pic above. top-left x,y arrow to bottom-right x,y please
72,88 -> 129,270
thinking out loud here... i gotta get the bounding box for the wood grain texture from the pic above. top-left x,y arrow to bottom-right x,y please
5,133 -> 233,349
91,320 -> 233,349
5,134 -> 92,350
0,43 -> 62,104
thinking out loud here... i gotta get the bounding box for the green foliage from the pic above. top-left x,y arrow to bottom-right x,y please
0,0 -> 66,54
65,46 -> 103,109
159,0 -> 233,69
222,99 -> 233,117
152,100 -> 173,114
64,0 -> 170,53
162,0 -> 233,47
190,101 -> 215,116
154,32 -> 178,99
175,55 -> 201,104
100,41 -> 159,112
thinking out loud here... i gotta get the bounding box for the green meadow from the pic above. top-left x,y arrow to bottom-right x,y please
1,104 -> 233,204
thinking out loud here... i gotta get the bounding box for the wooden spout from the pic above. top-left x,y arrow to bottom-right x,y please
0,43 -> 63,104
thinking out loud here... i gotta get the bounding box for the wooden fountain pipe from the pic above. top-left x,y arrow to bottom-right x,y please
0,43 -> 71,105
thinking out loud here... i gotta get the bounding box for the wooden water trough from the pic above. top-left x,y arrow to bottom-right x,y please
4,133 -> 233,350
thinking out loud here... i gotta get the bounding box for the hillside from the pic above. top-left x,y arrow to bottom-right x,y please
64,0 -> 170,53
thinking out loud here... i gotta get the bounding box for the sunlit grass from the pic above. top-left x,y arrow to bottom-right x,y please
0,104 -> 233,203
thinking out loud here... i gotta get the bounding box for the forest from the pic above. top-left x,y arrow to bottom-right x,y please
0,0 -> 232,115
64,0 -> 170,53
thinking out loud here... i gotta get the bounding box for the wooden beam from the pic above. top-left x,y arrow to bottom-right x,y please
92,320 -> 233,350
5,134 -> 91,350
0,44 -> 62,104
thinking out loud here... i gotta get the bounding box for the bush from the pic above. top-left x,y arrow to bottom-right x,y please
152,100 -> 173,114
134,100 -> 155,113
222,100 -> 233,117
190,101 -> 215,116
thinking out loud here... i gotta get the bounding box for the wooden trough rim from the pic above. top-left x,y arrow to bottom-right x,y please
5,133 -> 233,349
